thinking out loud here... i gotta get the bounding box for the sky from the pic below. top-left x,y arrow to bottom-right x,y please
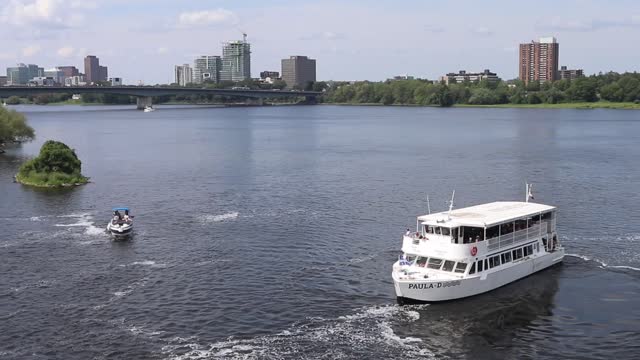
0,0 -> 639,84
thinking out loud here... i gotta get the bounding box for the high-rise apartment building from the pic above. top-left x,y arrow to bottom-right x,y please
281,55 -> 316,89
220,39 -> 251,82
84,55 -> 100,83
193,56 -> 222,84
174,64 -> 192,86
519,37 -> 559,84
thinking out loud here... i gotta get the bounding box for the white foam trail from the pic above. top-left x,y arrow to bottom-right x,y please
126,260 -> 167,268
608,265 -> 640,272
566,253 -> 640,272
200,212 -> 239,223
161,304 -> 433,360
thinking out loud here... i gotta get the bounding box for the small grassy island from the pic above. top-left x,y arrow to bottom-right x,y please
16,140 -> 89,187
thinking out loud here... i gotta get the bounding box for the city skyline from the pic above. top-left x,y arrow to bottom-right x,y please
0,0 -> 639,84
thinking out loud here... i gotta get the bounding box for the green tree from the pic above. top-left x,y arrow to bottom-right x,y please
567,77 -> 598,102
0,107 -> 35,152
16,140 -> 88,186
6,96 -> 21,105
468,88 -> 498,105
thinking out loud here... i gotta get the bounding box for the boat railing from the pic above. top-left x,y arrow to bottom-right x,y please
487,224 -> 545,251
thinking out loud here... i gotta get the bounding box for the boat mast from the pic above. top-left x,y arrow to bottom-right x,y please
447,190 -> 455,219
427,195 -> 431,215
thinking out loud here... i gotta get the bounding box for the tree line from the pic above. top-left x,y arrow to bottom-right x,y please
320,72 -> 640,106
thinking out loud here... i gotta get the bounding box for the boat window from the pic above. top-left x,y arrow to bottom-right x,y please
486,225 -> 499,240
405,254 -> 417,262
442,260 -> 456,272
469,262 -> 476,274
451,227 -> 458,241
477,260 -> 484,272
441,227 -> 451,236
484,259 -> 489,270
454,262 -> 467,273
427,258 -> 443,270
527,215 -> 540,227
515,219 -> 527,232
489,255 -> 501,268
500,222 -> 514,236
541,212 -> 552,221
426,226 -> 435,234
534,243 -> 539,252
461,226 -> 484,243
513,248 -> 523,260
525,245 -> 533,256
416,257 -> 428,267
501,251 -> 512,264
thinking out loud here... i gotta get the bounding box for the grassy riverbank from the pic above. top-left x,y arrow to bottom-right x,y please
454,101 -> 640,110
321,101 -> 640,110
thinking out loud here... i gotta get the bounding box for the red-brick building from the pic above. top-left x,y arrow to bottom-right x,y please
519,37 -> 559,84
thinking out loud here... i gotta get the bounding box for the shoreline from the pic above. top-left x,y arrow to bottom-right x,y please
320,101 -> 640,110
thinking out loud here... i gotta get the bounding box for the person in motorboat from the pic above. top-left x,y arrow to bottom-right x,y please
123,209 -> 132,223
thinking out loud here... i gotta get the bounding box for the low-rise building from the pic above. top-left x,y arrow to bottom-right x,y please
260,71 -> 279,79
29,77 -> 56,86
389,75 -> 415,81
64,75 -> 86,86
558,66 -> 584,80
110,77 -> 123,86
0,76 -> 7,86
440,69 -> 500,85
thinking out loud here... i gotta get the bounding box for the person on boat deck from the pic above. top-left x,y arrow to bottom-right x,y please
405,229 -> 411,236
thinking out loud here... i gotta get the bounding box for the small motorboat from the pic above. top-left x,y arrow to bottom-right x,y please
107,207 -> 134,238
143,106 -> 155,112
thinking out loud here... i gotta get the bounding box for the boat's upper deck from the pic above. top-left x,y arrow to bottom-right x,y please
417,201 -> 555,227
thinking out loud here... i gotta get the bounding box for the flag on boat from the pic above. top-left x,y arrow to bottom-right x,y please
399,254 -> 412,266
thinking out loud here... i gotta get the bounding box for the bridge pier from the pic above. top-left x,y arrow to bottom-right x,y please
136,96 -> 152,110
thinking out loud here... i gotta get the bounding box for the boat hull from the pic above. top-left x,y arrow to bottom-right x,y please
106,223 -> 133,237
393,249 -> 564,302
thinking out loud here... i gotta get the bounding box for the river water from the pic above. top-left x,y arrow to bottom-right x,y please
1,104 -> 639,359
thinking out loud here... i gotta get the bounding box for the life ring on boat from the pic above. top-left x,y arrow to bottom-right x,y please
470,246 -> 478,256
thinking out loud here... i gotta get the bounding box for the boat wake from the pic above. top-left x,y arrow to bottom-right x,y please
54,213 -> 107,237
119,260 -> 168,268
161,304 -> 433,360
566,253 -> 640,272
198,212 -> 239,223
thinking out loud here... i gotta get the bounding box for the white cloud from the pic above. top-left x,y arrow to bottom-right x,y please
538,15 -> 640,32
473,26 -> 493,36
0,0 -> 87,28
177,9 -> 237,28
22,44 -> 41,57
57,46 -> 74,57
299,31 -> 346,40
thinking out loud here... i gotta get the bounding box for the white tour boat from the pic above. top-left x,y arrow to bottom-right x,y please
392,185 -> 564,303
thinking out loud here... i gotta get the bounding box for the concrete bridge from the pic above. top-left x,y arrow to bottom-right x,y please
0,86 -> 322,109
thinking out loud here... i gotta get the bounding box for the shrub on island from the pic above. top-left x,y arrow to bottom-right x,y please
16,140 -> 89,187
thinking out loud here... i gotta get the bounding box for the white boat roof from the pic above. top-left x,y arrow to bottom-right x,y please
417,201 -> 555,227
